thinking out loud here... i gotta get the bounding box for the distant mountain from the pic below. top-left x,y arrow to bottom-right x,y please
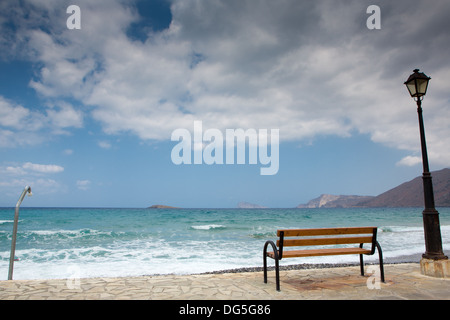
237,202 -> 268,209
297,168 -> 450,208
357,168 -> 450,207
296,194 -> 374,208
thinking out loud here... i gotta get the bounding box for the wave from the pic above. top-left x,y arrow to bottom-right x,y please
0,228 -> 141,246
0,220 -> 21,225
25,228 -> 120,238
190,224 -> 226,230
379,226 -> 424,233
380,224 -> 450,233
249,230 -> 277,239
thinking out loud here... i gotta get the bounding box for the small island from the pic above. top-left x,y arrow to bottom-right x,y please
147,204 -> 179,209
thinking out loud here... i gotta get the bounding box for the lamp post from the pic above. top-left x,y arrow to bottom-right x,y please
404,69 -> 448,261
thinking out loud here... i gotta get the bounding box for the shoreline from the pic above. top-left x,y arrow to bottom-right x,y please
197,254 -> 422,275
3,255 -> 423,282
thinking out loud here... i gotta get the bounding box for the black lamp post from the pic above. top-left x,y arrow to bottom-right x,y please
404,69 -> 448,260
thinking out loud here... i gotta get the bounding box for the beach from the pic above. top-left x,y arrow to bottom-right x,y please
1,263 -> 449,301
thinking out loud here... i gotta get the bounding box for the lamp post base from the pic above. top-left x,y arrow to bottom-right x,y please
420,258 -> 450,278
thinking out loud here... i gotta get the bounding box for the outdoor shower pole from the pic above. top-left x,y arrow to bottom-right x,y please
8,186 -> 32,280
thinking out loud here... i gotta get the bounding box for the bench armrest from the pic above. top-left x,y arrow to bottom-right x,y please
264,240 -> 281,260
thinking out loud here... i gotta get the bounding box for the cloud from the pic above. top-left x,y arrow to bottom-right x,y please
46,102 -> 83,130
0,162 -> 64,185
98,141 -> 112,149
22,162 -> 64,174
0,161 -> 65,197
2,0 -> 450,167
0,96 -> 83,146
76,179 -> 91,190
1,162 -> 64,177
396,156 -> 422,167
63,149 -> 74,155
0,177 -> 59,190
0,96 -> 45,131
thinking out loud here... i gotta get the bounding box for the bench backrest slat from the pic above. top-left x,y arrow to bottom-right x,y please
272,226 -> 378,261
275,227 -> 377,255
277,227 -> 376,237
277,236 -> 374,247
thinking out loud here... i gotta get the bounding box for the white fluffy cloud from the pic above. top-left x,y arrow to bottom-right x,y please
0,96 -> 83,146
22,162 -> 64,174
0,96 -> 45,131
397,156 -> 422,167
2,162 -> 64,175
2,0 -> 450,167
0,161 -> 65,196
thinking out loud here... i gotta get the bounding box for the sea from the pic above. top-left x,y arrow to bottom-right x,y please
1,207 -> 449,280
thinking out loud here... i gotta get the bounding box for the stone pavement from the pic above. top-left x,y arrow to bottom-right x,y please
0,263 -> 449,300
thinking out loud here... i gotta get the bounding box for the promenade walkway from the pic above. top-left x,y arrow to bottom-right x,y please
1,263 -> 449,300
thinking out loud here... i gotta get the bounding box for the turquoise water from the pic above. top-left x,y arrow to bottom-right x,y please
1,207 -> 449,280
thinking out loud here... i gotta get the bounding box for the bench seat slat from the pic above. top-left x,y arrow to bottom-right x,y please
277,227 -> 376,237
277,236 -> 373,247
267,247 -> 371,259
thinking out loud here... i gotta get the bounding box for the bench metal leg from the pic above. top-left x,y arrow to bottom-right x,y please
376,241 -> 385,283
360,242 -> 385,283
263,240 -> 280,291
263,251 -> 268,283
359,243 -> 366,276
359,252 -> 365,276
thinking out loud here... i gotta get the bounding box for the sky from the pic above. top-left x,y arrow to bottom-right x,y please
0,0 -> 449,208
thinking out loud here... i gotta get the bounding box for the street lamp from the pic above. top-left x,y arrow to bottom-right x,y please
404,69 -> 448,261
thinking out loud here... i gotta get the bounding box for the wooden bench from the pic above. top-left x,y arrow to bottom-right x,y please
263,227 -> 384,291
